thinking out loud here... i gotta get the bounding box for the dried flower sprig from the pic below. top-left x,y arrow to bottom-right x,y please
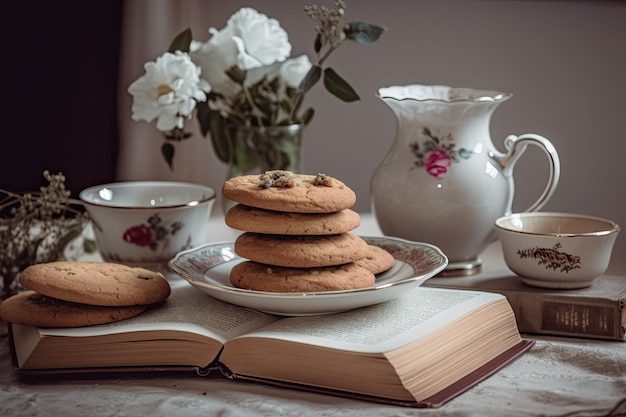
0,171 -> 91,298
295,1 -> 385,118
305,1 -> 347,54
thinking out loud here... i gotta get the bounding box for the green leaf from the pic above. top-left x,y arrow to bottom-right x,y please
300,108 -> 315,125
252,95 -> 272,120
168,28 -> 193,53
209,112 -> 230,163
345,21 -> 386,44
268,76 -> 281,91
226,66 -> 246,84
285,86 -> 297,100
161,142 -> 175,170
251,104 -> 269,121
323,67 -> 360,102
55,223 -> 86,261
314,33 -> 322,54
279,99 -> 292,115
298,65 -> 322,94
195,101 -> 212,137
82,238 -> 98,254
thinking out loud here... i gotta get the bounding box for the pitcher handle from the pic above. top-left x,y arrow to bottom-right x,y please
501,133 -> 560,214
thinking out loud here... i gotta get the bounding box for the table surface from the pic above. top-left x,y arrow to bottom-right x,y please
1,215 -> 625,417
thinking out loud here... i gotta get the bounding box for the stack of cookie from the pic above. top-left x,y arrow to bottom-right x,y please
222,171 -> 395,293
0,261 -> 171,328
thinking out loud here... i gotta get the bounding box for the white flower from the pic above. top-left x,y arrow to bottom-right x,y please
244,55 -> 312,92
190,7 -> 291,97
279,55 -> 313,88
227,8 -> 291,70
190,29 -> 241,98
128,51 -> 210,132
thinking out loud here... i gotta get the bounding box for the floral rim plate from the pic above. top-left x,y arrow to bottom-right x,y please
168,236 -> 448,316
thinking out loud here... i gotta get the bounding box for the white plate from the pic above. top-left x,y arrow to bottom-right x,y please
168,236 -> 448,316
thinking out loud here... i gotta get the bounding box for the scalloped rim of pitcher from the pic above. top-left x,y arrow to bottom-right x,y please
377,84 -> 512,103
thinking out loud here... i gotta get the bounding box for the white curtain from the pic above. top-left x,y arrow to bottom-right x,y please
116,0 -> 226,204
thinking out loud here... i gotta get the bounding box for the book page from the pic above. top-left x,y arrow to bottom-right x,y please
39,282 -> 279,344
231,287 -> 505,353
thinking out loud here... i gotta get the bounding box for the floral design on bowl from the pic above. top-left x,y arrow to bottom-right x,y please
516,242 -> 581,273
80,181 -> 215,265
122,214 -> 184,251
495,212 -> 619,289
409,127 -> 473,178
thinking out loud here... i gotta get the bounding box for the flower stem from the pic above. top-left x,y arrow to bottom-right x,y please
242,84 -> 264,128
288,44 -> 338,123
289,90 -> 306,123
318,45 -> 338,66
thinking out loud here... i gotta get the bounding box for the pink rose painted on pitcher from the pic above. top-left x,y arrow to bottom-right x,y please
410,127 -> 473,179
423,149 -> 452,179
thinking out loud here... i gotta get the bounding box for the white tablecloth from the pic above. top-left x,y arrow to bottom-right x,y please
1,215 -> 625,417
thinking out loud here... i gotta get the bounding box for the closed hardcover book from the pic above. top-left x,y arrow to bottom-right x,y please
424,273 -> 626,341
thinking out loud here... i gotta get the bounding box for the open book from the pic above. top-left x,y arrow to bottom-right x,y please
9,281 -> 533,408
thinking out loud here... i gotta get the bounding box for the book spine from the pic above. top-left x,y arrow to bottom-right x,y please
507,293 -> 625,341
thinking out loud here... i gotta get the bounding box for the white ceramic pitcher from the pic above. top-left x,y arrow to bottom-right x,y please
371,85 -> 560,275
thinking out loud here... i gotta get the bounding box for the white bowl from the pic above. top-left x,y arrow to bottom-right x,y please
79,181 -> 215,265
495,212 -> 620,289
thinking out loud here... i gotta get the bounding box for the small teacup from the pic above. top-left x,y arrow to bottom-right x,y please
495,212 -> 620,289
79,181 -> 215,265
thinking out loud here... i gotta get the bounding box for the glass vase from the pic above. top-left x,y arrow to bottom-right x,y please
222,124 -> 304,213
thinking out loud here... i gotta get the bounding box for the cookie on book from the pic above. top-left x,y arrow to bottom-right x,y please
0,291 -> 150,328
234,232 -> 370,268
225,204 -> 361,235
222,171 -> 356,213
355,245 -> 396,275
230,261 -> 375,293
19,261 -> 171,307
